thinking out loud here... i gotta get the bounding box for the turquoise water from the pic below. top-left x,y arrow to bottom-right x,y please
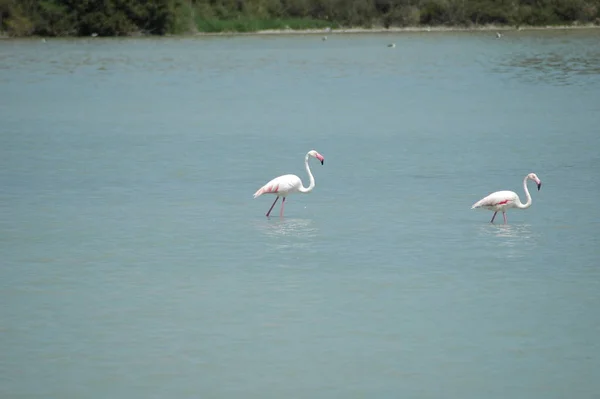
1,30 -> 600,398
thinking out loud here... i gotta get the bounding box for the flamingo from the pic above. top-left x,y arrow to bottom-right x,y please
253,150 -> 325,217
471,173 -> 542,224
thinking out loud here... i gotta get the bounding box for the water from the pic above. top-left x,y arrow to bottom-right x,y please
1,29 -> 600,398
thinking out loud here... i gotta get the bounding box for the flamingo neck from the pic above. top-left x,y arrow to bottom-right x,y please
298,153 -> 315,193
516,176 -> 533,209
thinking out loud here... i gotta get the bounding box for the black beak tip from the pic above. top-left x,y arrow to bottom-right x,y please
320,160 -> 324,165
537,183 -> 542,191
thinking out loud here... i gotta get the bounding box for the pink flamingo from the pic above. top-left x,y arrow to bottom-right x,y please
253,150 -> 325,217
471,173 -> 542,224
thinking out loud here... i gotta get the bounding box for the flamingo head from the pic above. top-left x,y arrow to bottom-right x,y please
528,173 -> 542,191
308,150 -> 324,165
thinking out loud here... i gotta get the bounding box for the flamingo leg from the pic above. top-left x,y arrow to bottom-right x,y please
503,212 -> 507,224
280,197 -> 286,217
490,212 -> 498,223
266,196 -> 279,217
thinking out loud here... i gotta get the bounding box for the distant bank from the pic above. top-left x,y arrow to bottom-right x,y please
1,0 -> 599,38
2,24 -> 600,40
191,23 -> 600,37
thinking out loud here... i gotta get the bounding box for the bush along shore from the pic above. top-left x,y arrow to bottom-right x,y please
1,0 -> 599,37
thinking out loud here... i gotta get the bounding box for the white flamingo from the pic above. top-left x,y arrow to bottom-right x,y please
253,150 -> 325,217
471,173 -> 542,224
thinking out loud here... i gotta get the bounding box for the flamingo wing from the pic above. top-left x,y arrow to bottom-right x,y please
253,174 -> 301,198
472,190 -> 517,209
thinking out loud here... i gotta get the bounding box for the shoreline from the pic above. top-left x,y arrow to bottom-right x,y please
1,23 -> 599,40
194,23 -> 600,36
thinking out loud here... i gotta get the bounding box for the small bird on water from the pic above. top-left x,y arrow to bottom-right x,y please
387,43 -> 396,48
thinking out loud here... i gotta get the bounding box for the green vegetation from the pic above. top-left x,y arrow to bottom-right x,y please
194,17 -> 335,33
1,0 -> 599,37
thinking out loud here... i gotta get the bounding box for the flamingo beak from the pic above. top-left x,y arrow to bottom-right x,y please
316,154 -> 324,165
537,182 -> 542,191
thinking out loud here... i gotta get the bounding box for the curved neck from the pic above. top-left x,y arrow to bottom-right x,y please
516,176 -> 533,209
298,153 -> 315,193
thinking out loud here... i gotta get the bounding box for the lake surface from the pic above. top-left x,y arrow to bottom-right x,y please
1,29 -> 600,398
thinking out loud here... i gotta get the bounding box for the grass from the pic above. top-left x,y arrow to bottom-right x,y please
195,17 -> 336,33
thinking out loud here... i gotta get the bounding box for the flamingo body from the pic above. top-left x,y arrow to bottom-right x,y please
253,174 -> 302,199
472,173 -> 542,224
254,150 -> 324,217
471,190 -> 519,212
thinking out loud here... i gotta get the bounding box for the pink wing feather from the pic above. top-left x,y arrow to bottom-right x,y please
253,180 -> 280,198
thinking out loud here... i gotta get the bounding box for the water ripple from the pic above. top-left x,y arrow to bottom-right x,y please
477,223 -> 541,258
492,36 -> 600,87
255,218 -> 318,239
